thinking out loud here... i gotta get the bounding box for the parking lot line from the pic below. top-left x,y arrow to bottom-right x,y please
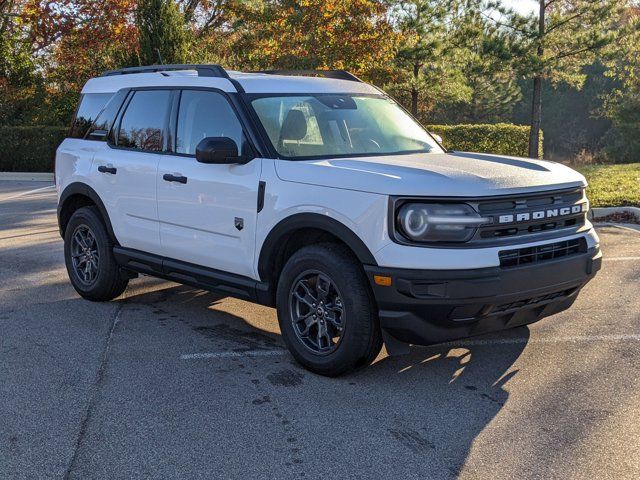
437,333 -> 640,348
180,333 -> 640,361
1,185 -> 55,202
180,350 -> 288,360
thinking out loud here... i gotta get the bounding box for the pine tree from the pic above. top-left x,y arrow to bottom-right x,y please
137,0 -> 190,65
493,0 -> 632,158
387,0 -> 473,117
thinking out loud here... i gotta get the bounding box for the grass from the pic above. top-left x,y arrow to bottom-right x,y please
574,163 -> 640,208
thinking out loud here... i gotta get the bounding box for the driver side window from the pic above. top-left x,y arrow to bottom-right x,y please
176,90 -> 247,155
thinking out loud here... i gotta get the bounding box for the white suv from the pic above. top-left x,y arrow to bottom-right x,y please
56,64 -> 601,376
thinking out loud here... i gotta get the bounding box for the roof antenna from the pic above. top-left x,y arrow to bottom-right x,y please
156,48 -> 164,65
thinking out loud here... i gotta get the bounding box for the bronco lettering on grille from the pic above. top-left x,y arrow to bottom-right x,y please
498,204 -> 584,224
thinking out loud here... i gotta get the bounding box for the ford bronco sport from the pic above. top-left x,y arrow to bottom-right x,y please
56,64 -> 602,376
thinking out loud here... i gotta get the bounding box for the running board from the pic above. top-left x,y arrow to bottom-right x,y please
113,246 -> 272,306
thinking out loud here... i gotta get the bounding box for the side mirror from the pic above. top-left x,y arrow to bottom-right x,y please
431,133 -> 443,144
195,137 -> 248,164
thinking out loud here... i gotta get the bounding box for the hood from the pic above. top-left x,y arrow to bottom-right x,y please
274,152 -> 586,197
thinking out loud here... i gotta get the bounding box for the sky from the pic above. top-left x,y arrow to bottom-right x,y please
503,0 -> 538,15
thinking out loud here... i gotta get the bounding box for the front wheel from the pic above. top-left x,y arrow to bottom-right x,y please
276,243 -> 382,376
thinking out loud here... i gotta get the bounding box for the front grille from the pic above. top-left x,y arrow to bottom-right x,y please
499,238 -> 587,268
475,188 -> 587,241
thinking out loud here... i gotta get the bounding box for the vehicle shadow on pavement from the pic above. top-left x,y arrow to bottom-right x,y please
359,331 -> 528,475
112,283 -> 530,477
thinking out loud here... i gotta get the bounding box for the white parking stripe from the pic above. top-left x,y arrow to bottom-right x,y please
181,334 -> 640,360
436,333 -> 640,348
1,185 -> 55,202
603,257 -> 640,262
181,350 -> 288,360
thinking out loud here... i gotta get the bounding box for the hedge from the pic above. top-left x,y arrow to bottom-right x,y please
0,126 -> 68,172
0,123 -> 542,172
428,123 -> 543,159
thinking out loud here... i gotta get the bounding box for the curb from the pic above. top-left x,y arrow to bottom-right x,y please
589,206 -> 640,223
0,172 -> 54,182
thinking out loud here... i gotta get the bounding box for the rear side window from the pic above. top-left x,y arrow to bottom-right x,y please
175,90 -> 247,155
117,90 -> 170,152
69,93 -> 113,139
85,89 -> 129,141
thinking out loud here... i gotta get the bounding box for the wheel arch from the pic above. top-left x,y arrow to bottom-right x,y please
257,213 -> 378,285
58,182 -> 118,243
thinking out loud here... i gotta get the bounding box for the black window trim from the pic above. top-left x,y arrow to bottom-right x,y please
104,86 -> 263,159
110,88 -> 173,154
69,92 -> 116,140
168,87 -> 258,160
83,89 -> 130,142
68,93 -> 84,138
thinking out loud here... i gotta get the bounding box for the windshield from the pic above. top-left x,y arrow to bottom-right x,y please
250,95 -> 444,159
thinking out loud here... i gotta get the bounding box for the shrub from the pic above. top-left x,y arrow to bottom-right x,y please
0,122 -> 544,173
0,126 -> 68,172
427,123 -> 543,158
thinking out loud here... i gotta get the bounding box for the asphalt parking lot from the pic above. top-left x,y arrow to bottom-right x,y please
1,181 -> 639,479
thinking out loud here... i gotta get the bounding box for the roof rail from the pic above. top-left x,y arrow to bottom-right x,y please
101,64 -> 229,78
255,70 -> 363,83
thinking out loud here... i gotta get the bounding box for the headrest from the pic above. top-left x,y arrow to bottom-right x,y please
280,109 -> 307,141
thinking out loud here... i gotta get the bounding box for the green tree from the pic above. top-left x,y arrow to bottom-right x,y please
599,5 -> 640,162
387,0 -> 474,117
429,1 -> 523,123
494,1 -> 633,158
137,0 -> 190,65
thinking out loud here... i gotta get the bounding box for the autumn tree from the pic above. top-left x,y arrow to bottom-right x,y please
233,0 -> 397,75
494,0 -> 634,158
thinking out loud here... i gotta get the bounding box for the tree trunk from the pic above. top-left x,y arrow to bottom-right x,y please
528,0 -> 546,159
411,62 -> 419,116
411,87 -> 419,117
528,76 -> 543,158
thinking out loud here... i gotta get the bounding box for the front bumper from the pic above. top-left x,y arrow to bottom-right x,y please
365,247 -> 602,347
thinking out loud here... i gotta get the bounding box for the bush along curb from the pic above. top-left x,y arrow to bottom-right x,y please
589,206 -> 640,225
0,126 -> 67,172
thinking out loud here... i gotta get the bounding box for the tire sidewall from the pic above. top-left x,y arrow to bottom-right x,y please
276,245 -> 376,374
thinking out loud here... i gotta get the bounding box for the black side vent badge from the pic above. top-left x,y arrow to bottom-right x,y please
234,217 -> 244,231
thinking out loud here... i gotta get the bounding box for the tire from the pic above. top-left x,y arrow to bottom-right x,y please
276,243 -> 383,376
64,206 -> 128,302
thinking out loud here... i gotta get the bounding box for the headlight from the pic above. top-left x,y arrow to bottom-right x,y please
397,203 -> 491,243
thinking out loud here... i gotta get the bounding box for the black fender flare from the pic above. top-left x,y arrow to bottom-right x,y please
257,213 -> 378,281
58,182 -> 118,243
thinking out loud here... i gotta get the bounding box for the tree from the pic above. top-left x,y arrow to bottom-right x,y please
429,1 -> 523,123
600,4 -> 640,162
233,0 -> 397,74
387,0 -> 474,117
493,1 -> 633,158
137,0 -> 190,65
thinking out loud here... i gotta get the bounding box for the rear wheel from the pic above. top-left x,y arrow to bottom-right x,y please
276,243 -> 382,376
64,206 -> 128,301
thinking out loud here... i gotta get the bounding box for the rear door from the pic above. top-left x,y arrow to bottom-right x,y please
156,89 -> 262,278
91,89 -> 171,255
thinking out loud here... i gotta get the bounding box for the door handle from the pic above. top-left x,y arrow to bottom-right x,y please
163,173 -> 188,184
98,165 -> 117,175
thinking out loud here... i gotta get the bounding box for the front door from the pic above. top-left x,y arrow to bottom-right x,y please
157,89 -> 262,279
